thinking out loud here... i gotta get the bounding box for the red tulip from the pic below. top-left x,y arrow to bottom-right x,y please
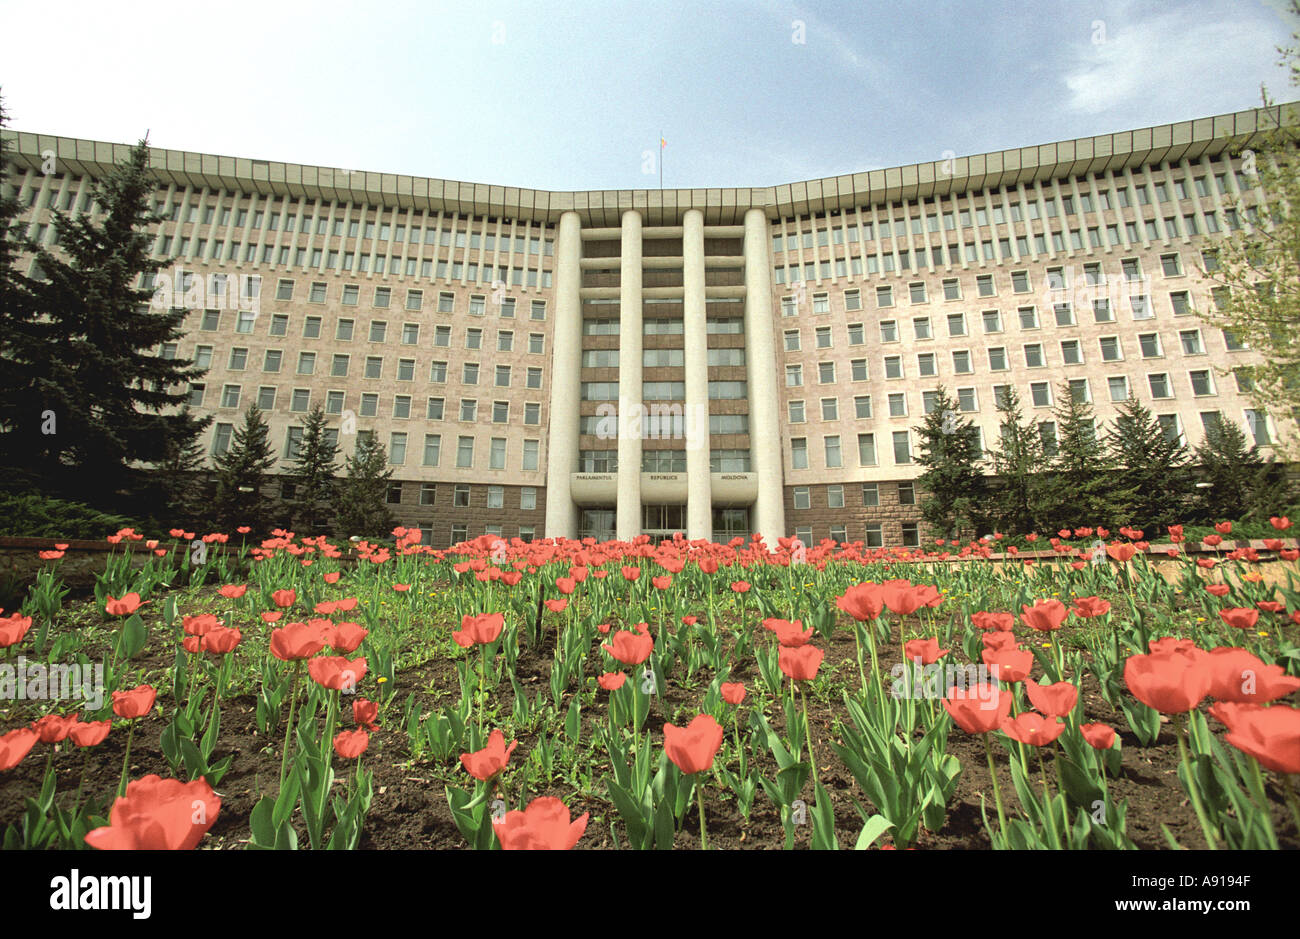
271,589 -> 297,609
494,796 -> 588,850
982,630 -> 1019,652
721,682 -> 746,706
1071,596 -> 1111,618
603,630 -> 653,666
730,581 -> 751,594
1001,712 -> 1065,746
596,622 -> 611,634
651,575 -> 672,590
663,714 -> 724,774
1219,608 -> 1260,631
1124,647 -> 1211,714
0,614 -> 33,648
105,593 -> 143,616
353,698 -> 379,731
1106,543 -> 1136,563
1080,722 -> 1117,749
334,729 -> 370,759
218,584 -> 247,599
1208,702 -> 1300,774
1020,599 -> 1067,632
778,644 -> 824,681
544,598 -> 568,613
1207,647 -> 1300,704
85,775 -> 220,850
452,613 -> 505,648
0,727 -> 38,771
763,617 -> 813,647
111,685 -> 156,720
32,713 -> 79,744
837,583 -> 884,621
1257,601 -> 1286,614
69,721 -> 111,748
1202,534 -> 1223,547
308,656 -> 367,692
270,621 -> 328,661
982,648 -> 1033,684
200,626 -> 242,655
970,611 -> 1013,631
681,615 -> 698,626
182,613 -> 221,637
598,671 -> 627,691
1269,516 -> 1291,531
555,577 -> 576,595
323,571 -> 341,584
1205,584 -> 1231,598
903,637 -> 949,666
942,683 -> 1012,734
1025,678 -> 1078,718
881,582 -> 923,616
622,566 -> 641,582
392,583 -> 411,593
1214,521 -> 1233,535
328,621 -> 369,653
261,611 -> 284,624
461,729 -> 517,780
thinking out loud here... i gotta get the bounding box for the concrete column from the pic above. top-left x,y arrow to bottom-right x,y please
543,210 -> 582,539
742,207 -> 786,543
616,209 -> 643,541
682,209 -> 711,541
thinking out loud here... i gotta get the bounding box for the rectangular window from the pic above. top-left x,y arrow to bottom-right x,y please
892,431 -> 911,464
791,438 -> 809,470
1024,344 -> 1044,368
457,436 -> 475,468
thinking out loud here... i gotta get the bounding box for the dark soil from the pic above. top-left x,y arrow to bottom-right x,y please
2,585 -> 1296,850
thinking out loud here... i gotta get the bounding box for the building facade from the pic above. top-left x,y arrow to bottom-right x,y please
2,104 -> 1288,547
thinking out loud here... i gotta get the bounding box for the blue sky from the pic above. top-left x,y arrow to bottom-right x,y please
3,0 -> 1297,190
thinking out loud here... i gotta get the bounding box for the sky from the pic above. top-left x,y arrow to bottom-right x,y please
2,0 -> 1298,191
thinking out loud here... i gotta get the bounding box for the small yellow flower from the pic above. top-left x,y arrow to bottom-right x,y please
378,676 -> 388,683
1258,631 -> 1269,638
1197,617 -> 1206,623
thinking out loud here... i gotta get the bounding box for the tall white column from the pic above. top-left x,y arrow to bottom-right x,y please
616,210 -> 643,541
743,207 -> 786,543
544,210 -> 582,539
682,209 -> 711,541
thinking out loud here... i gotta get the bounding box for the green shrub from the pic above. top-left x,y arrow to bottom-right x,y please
0,491 -> 143,539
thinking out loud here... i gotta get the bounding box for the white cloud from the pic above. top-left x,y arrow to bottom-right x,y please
1064,10 -> 1291,116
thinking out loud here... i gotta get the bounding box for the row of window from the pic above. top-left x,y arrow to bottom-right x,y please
385,481 -> 540,511
576,450 -> 753,473
788,522 -> 923,549
789,408 -> 1273,471
580,347 -> 746,368
185,344 -> 544,387
581,315 -> 747,336
781,255 -> 1195,313
184,308 -> 551,351
581,380 -> 747,401
782,330 -> 1236,387
782,297 -> 1208,356
786,369 -> 1225,427
193,383 -> 544,423
212,424 -> 543,471
576,413 -> 749,436
792,481 -> 916,510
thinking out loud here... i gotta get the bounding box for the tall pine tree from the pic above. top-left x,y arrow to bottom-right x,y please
212,405 -> 277,530
1105,396 -> 1194,531
1193,414 -> 1265,520
912,385 -> 986,538
289,404 -> 340,533
337,435 -> 396,538
987,385 -> 1048,536
3,137 -> 208,507
1039,381 -> 1128,530
0,93 -> 45,494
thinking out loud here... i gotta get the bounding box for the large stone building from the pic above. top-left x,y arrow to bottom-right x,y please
3,104 -> 1288,546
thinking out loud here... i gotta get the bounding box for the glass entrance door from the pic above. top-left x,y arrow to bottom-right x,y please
641,504 -> 686,543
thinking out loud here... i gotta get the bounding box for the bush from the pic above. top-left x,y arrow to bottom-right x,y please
0,490 -> 143,539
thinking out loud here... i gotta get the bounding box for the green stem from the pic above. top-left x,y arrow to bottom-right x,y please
280,662 -> 302,786
1285,773 -> 1300,837
799,685 -> 818,785
117,721 -> 136,798
1038,750 -> 1060,848
983,734 -> 1008,842
1174,713 -> 1219,850
696,776 -> 709,851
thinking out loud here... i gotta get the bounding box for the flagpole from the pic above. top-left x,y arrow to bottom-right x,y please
659,130 -> 663,190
